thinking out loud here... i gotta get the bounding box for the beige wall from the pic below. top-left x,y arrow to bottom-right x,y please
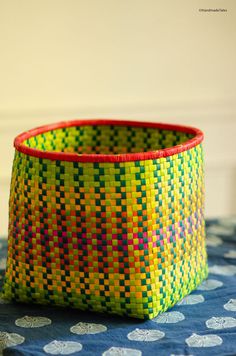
1,0 -> 236,236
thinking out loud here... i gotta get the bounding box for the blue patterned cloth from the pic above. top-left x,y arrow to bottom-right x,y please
1,218 -> 236,356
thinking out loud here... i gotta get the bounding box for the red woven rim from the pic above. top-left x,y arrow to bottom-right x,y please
14,119 -> 204,162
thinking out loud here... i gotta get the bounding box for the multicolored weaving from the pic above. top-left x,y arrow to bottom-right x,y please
1,120 -> 208,319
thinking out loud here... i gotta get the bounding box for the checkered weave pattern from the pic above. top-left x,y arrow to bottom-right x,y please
2,121 -> 208,319
23,125 -> 193,154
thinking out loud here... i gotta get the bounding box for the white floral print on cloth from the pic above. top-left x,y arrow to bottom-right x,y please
206,316 -> 236,329
197,279 -> 223,291
170,354 -> 193,356
206,224 -> 234,236
43,340 -> 82,355
224,299 -> 236,311
185,333 -> 223,347
0,332 -> 25,353
209,264 -> 236,276
127,328 -> 165,342
0,257 -> 6,270
102,346 -> 142,356
206,235 -> 223,247
15,316 -> 52,328
218,217 -> 236,228
152,311 -> 185,324
70,322 -> 107,335
224,250 -> 236,259
177,294 -> 204,305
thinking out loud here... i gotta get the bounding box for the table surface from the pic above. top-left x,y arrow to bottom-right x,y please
1,218 -> 236,356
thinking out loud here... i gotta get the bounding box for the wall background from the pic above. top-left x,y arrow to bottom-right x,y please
1,0 -> 236,236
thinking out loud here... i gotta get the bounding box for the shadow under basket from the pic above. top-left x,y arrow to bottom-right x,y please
1,119 -> 208,319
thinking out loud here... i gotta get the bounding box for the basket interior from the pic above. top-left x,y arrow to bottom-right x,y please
23,124 -> 194,155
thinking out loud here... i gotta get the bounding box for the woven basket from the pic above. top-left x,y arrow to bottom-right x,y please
2,119 -> 208,319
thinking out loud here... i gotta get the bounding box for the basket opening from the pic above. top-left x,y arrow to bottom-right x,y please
22,124 -> 194,155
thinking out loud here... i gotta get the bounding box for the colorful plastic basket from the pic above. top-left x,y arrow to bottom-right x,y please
2,119 -> 208,319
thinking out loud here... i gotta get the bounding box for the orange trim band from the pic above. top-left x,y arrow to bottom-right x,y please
14,119 -> 204,162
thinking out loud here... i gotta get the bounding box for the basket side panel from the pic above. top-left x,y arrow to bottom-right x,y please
2,143 -> 207,319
